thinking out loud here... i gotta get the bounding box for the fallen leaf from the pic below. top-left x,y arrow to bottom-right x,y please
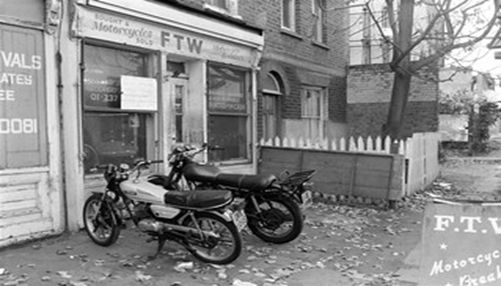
135,271 -> 152,282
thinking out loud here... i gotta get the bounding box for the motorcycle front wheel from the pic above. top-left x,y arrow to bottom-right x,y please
184,212 -> 242,265
83,194 -> 121,246
246,195 -> 303,244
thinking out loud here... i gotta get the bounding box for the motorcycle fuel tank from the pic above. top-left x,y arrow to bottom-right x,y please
120,178 -> 166,204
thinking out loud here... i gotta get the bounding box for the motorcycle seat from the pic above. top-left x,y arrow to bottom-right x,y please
183,164 -> 221,183
215,173 -> 277,191
183,163 -> 277,191
164,190 -> 232,209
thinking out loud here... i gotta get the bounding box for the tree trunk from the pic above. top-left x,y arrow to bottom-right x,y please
384,70 -> 412,140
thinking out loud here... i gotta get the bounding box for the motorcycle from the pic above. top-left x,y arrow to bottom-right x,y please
148,144 -> 316,244
83,159 -> 247,265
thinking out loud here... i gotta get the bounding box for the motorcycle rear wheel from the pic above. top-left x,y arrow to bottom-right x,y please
184,212 -> 242,265
246,195 -> 303,244
83,194 -> 121,246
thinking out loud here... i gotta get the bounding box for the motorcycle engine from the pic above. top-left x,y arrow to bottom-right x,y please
132,203 -> 150,220
132,203 -> 161,233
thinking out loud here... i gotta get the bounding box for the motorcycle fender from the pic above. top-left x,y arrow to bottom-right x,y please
208,209 -> 233,223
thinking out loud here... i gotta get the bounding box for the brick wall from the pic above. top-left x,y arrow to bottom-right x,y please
347,64 -> 439,138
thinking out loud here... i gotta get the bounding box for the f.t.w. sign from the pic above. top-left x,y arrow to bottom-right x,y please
420,200 -> 501,286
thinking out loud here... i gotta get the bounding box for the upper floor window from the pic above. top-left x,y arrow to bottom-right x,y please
313,0 -> 325,43
282,0 -> 296,31
206,0 -> 227,10
204,0 -> 239,17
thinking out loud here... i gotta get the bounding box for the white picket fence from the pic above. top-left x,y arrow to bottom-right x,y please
259,132 -> 440,196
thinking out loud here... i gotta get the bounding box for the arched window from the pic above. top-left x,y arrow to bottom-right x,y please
262,72 -> 283,141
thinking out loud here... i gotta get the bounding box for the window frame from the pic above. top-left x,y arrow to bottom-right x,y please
81,42 -> 157,175
281,0 -> 296,32
207,62 -> 252,164
301,86 -> 327,120
203,0 -> 240,18
312,0 -> 326,43
261,73 -> 283,141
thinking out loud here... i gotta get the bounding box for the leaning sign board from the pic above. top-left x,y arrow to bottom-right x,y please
419,199 -> 501,286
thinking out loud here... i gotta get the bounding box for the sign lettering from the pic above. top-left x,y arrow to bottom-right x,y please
0,50 -> 41,135
420,202 -> 501,286
76,7 -> 258,67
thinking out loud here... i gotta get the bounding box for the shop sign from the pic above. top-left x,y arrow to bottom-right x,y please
120,75 -> 157,111
75,7 -> 259,67
0,26 -> 47,169
419,201 -> 501,286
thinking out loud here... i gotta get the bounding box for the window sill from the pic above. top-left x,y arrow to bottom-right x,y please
280,29 -> 303,40
210,159 -> 252,166
312,40 -> 329,50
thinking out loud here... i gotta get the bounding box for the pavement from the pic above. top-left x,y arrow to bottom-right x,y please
0,199 -> 425,286
4,143 -> 501,286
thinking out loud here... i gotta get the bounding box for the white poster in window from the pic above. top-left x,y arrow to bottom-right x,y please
121,76 -> 157,111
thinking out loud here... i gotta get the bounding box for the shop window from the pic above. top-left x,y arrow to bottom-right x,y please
282,0 -> 296,31
207,63 -> 250,163
82,45 -> 152,173
0,25 -> 47,169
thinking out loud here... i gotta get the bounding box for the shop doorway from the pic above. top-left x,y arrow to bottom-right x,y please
171,77 -> 189,143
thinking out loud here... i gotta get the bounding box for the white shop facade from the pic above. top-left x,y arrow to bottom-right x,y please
0,0 -> 64,246
61,0 -> 264,229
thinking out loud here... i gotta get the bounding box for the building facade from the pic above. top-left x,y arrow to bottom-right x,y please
61,0 -> 266,230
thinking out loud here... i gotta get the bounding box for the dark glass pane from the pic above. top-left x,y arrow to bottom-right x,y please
208,115 -> 247,161
83,113 -> 147,173
83,46 -> 146,110
208,65 -> 246,114
282,0 -> 291,28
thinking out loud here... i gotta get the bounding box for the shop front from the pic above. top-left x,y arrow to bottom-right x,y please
64,0 -> 263,229
0,1 -> 64,246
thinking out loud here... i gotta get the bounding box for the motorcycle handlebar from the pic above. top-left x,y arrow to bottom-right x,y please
175,144 -> 225,157
90,159 -> 164,173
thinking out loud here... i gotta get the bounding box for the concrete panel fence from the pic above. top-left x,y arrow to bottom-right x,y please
258,132 -> 440,202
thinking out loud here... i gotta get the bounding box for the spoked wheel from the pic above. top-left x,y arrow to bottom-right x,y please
246,195 -> 303,244
83,194 -> 121,246
184,212 -> 242,264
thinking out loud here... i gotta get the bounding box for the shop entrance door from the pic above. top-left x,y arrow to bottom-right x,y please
170,77 -> 204,144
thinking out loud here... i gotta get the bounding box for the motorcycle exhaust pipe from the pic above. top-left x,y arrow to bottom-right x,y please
138,219 -> 217,238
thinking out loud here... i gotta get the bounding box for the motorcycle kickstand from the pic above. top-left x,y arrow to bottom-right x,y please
147,236 -> 167,261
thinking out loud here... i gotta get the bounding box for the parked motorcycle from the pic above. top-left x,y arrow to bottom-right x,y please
148,144 -> 316,244
83,159 -> 246,265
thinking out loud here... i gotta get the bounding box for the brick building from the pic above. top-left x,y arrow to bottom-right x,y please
175,1 -> 350,142
243,0 -> 349,141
